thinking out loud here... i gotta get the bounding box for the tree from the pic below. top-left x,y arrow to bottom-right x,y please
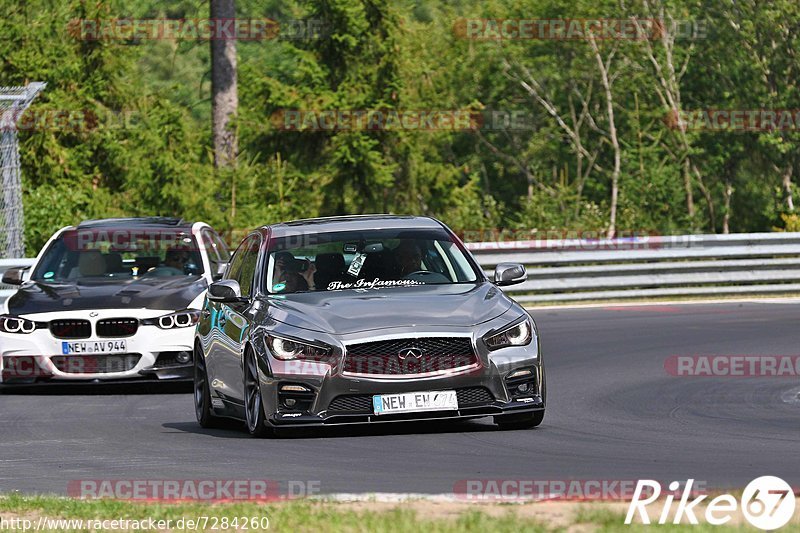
210,0 -> 239,222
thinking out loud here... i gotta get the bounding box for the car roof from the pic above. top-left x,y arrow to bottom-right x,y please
266,215 -> 444,237
76,217 -> 194,230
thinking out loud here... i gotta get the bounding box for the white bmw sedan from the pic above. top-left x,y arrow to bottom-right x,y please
0,217 -> 229,385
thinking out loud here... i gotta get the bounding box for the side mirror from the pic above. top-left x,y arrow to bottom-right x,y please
494,263 -> 527,286
208,279 -> 242,302
2,267 -> 29,286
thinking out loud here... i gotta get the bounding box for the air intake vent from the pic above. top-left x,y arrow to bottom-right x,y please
96,318 -> 138,337
49,319 -> 91,339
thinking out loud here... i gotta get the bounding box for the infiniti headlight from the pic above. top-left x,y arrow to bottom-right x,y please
266,334 -> 333,361
0,315 -> 38,334
484,318 -> 533,350
142,310 -> 201,330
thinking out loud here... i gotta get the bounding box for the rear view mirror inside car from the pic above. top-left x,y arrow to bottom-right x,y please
363,243 -> 384,253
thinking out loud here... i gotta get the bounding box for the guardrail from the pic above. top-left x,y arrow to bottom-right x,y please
466,232 -> 800,303
0,258 -> 35,304
3,232 -> 800,306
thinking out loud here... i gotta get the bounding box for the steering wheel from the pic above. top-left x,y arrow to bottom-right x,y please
402,270 -> 450,283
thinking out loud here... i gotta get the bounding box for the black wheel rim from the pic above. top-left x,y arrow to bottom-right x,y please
244,352 -> 261,433
194,346 -> 206,420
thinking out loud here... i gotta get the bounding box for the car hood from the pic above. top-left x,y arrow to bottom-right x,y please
265,283 -> 514,334
6,277 -> 207,315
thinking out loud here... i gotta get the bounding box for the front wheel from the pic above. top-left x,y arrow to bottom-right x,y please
243,348 -> 273,438
495,410 -> 545,430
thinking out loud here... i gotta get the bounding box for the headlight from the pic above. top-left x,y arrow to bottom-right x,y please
142,310 -> 201,330
0,315 -> 38,334
266,334 -> 332,361
484,318 -> 533,350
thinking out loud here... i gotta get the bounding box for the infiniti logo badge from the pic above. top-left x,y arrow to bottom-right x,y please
398,347 -> 423,361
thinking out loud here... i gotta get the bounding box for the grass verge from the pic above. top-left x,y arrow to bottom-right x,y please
0,494 -> 772,532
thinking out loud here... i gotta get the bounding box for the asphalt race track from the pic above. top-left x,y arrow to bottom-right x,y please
1,301 -> 798,496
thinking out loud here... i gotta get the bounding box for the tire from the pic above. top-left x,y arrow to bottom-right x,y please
194,343 -> 222,428
495,410 -> 545,430
243,348 -> 273,438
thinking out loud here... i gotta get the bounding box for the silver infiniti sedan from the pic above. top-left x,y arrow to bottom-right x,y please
194,215 -> 545,437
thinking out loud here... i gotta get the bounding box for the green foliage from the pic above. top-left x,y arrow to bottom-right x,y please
776,213 -> 800,232
2,0 -> 800,253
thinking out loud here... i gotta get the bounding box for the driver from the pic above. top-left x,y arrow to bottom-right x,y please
164,248 -> 190,272
395,240 -> 423,277
273,251 -> 316,291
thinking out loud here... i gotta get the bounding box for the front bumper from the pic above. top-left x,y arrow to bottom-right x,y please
0,310 -> 195,384
242,319 -> 545,427
269,397 -> 544,427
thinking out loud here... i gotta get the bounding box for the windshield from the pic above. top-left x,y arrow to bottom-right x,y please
266,228 -> 480,294
31,228 -> 204,282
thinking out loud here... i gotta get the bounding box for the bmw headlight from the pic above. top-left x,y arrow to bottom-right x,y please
266,334 -> 333,361
142,310 -> 201,330
0,315 -> 38,334
484,318 -> 533,350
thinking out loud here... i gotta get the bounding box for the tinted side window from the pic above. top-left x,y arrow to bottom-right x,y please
226,235 -> 260,297
211,231 -> 231,261
224,242 -> 245,282
202,229 -> 231,278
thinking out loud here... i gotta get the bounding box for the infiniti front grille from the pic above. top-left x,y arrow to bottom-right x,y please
343,337 -> 478,376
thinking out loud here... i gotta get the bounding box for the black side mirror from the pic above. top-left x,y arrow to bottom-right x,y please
2,267 -> 29,286
494,263 -> 527,286
208,279 -> 242,302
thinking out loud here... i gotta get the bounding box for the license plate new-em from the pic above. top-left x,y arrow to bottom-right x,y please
61,340 -> 127,355
373,390 -> 459,415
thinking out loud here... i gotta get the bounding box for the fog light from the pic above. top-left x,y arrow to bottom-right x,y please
517,382 -> 532,394
281,384 -> 311,393
176,351 -> 192,364
278,383 -> 315,412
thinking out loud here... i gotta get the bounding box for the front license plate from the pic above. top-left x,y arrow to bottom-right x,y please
61,340 -> 127,355
373,390 -> 459,415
